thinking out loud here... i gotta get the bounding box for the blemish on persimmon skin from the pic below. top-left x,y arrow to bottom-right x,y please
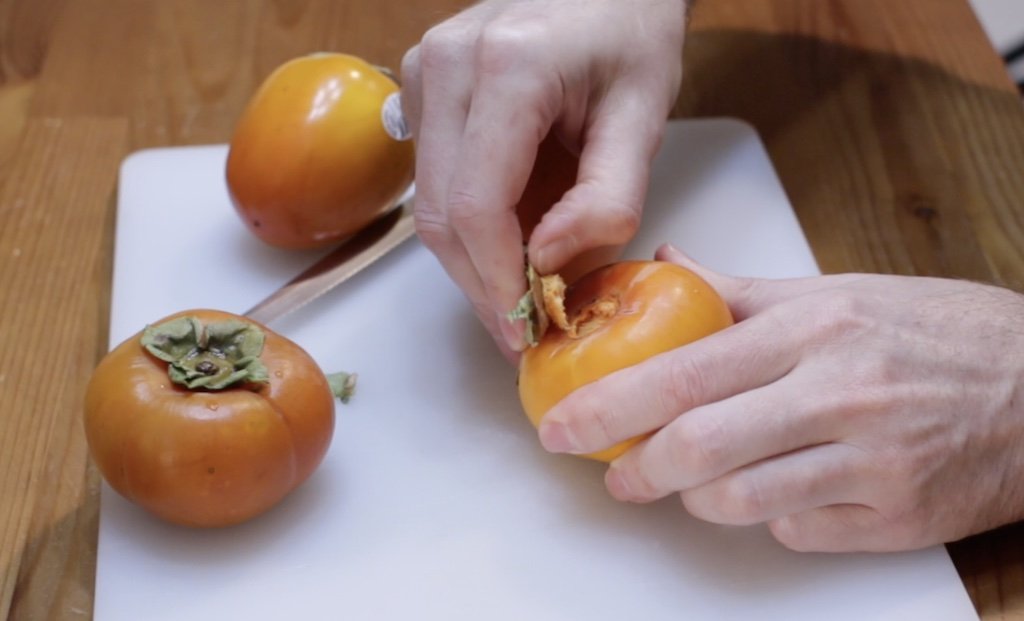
538,272 -> 620,339
567,296 -> 621,338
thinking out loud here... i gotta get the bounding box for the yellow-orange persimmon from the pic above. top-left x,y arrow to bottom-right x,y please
226,53 -> 413,249
518,261 -> 734,462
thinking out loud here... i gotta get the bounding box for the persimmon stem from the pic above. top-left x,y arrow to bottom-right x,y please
508,264 -> 562,347
507,264 -> 619,343
141,316 -> 269,390
327,372 -> 357,403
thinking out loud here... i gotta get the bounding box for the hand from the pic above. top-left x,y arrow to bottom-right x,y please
400,0 -> 689,357
538,244 -> 1024,552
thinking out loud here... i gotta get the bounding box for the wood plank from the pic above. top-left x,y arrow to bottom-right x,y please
682,0 -> 1024,287
0,117 -> 127,620
30,0 -> 469,149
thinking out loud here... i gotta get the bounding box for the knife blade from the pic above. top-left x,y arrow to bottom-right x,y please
244,202 -> 416,325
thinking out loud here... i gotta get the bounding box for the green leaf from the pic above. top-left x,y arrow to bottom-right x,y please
140,316 -> 270,391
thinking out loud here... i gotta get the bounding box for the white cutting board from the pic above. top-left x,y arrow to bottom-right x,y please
98,118 -> 978,621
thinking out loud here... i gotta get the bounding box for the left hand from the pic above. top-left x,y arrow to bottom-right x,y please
399,0 -> 688,357
537,244 -> 1024,552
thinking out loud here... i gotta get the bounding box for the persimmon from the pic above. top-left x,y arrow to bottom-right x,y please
84,309 -> 351,527
226,53 -> 414,249
517,261 -> 734,462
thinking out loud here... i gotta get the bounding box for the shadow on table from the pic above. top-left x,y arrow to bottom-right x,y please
676,29 -> 1024,288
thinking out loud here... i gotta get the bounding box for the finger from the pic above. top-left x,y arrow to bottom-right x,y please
398,44 -> 423,137
537,307 -> 806,455
528,86 -> 665,274
768,505 -> 901,553
601,380 -> 841,502
411,19 -> 508,347
670,443 -> 872,526
445,37 -> 563,350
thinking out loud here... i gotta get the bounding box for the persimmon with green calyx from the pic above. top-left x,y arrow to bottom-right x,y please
84,309 -> 354,528
515,261 -> 734,462
226,52 -> 414,249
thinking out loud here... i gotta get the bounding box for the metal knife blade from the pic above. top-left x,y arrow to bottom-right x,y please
244,202 -> 416,325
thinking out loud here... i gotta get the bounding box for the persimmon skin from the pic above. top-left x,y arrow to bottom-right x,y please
84,309 -> 335,527
226,53 -> 414,249
518,261 -> 734,462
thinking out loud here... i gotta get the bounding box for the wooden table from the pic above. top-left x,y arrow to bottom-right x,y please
2,0 -> 1023,618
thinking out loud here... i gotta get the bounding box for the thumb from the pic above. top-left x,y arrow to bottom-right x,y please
655,243 -> 745,297
527,88 -> 664,274
654,244 -> 767,321
656,243 -> 868,321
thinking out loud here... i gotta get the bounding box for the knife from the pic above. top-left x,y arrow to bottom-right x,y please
244,201 -> 416,325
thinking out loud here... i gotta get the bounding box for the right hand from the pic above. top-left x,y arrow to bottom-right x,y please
400,0 -> 690,358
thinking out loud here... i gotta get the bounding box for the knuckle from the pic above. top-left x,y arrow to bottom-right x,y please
445,188 -> 488,227
413,203 -> 453,250
444,188 -> 495,237
679,489 -> 711,521
662,414 -> 727,481
718,476 -> 768,525
419,22 -> 475,70
601,205 -> 642,244
562,379 -> 637,449
566,184 -> 643,246
768,517 -> 814,552
729,274 -> 760,306
874,451 -> 927,513
809,291 -> 876,344
400,45 -> 422,82
660,353 -> 710,415
858,349 -> 904,390
592,416 -> 619,448
683,476 -> 768,526
558,392 -> 602,444
624,463 -> 663,499
476,20 -> 539,73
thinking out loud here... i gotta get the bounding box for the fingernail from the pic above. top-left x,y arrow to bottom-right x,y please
539,421 -> 580,453
658,243 -> 683,260
498,312 -> 525,352
535,239 -> 571,273
605,467 -> 634,500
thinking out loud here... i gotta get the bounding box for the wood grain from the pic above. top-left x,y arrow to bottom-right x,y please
1,0 -> 1023,619
0,118 -> 127,619
682,0 -> 1024,288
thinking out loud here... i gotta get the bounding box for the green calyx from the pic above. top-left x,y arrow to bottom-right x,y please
507,264 -> 542,348
327,371 -> 357,404
141,316 -> 269,390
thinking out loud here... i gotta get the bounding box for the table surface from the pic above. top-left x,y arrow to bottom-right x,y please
2,0 -> 1023,619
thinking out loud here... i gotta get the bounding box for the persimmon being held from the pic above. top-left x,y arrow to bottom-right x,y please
84,309 -> 353,528
516,261 -> 734,462
226,53 -> 414,249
